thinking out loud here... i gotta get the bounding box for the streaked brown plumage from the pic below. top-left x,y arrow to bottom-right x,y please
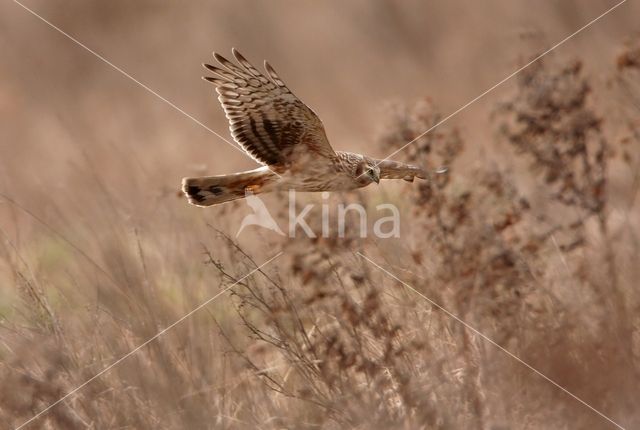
182,49 -> 428,206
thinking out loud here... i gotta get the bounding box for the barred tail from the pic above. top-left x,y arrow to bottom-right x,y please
181,167 -> 277,207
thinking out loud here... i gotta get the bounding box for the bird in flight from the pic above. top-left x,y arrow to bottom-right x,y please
182,48 -> 429,206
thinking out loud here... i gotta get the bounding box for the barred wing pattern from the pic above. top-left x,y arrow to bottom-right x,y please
376,159 -> 429,181
203,49 -> 336,167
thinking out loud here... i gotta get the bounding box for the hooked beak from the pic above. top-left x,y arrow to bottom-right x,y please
373,174 -> 380,184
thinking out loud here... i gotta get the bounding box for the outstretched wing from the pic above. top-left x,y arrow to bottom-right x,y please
203,49 -> 336,168
376,159 -> 428,182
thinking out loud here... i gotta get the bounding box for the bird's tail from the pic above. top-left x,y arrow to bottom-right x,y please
182,167 -> 278,207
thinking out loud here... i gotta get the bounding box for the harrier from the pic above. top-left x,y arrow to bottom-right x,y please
182,49 -> 429,206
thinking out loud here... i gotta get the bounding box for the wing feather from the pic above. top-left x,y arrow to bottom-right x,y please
377,159 -> 429,181
203,49 -> 336,167
264,61 -> 287,87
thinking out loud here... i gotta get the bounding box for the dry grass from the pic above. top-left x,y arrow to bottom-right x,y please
1,3 -> 640,429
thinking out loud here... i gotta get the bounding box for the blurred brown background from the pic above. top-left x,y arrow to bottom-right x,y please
1,1 -> 639,429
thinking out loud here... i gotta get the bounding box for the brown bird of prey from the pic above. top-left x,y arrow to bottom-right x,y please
182,49 -> 428,207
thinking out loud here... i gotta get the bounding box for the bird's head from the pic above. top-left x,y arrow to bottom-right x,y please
355,160 -> 380,185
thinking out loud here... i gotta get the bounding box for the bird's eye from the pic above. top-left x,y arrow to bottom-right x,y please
367,168 -> 374,175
